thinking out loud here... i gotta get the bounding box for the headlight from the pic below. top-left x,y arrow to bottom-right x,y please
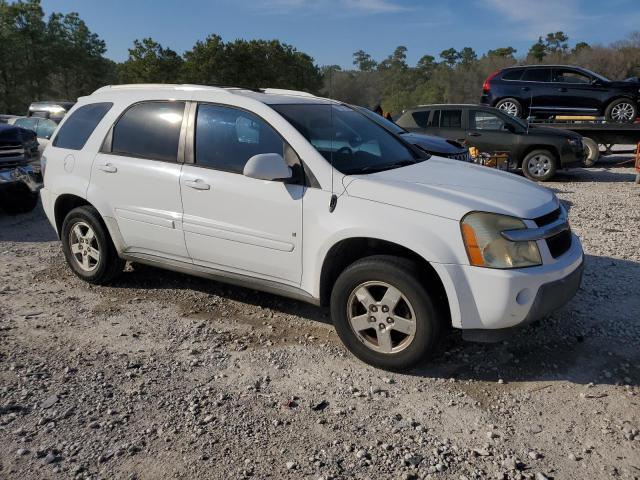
461,212 -> 542,269
566,138 -> 581,147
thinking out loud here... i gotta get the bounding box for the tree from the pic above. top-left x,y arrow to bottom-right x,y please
572,42 -> 591,55
459,47 -> 477,65
528,37 -> 546,61
487,47 -> 517,59
182,34 -> 226,84
118,38 -> 183,84
545,31 -> 569,53
352,50 -> 377,72
439,48 -> 460,67
416,54 -> 436,75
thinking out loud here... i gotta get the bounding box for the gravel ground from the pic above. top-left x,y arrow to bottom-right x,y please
1,156 -> 639,480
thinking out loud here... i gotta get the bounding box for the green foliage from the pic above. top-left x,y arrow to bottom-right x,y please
487,47 -> 517,59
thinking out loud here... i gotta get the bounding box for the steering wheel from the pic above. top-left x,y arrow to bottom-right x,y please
337,146 -> 353,156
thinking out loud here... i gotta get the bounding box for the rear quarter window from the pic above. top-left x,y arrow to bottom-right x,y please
502,69 -> 523,81
53,103 -> 113,150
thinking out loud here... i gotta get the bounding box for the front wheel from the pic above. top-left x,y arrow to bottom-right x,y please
330,255 -> 444,370
61,206 -> 124,284
522,149 -> 557,182
605,99 -> 637,123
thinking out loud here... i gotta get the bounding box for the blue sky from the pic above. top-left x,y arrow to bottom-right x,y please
41,0 -> 640,68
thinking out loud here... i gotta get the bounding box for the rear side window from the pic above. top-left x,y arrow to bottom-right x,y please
440,109 -> 462,128
112,102 -> 185,162
195,104 -> 283,174
411,110 -> 430,128
53,103 -> 112,150
502,69 -> 523,81
522,68 -> 551,82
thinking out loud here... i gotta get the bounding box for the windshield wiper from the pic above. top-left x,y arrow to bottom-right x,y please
352,159 -> 421,174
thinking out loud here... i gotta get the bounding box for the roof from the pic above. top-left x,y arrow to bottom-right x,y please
502,64 -> 585,69
91,84 -> 334,105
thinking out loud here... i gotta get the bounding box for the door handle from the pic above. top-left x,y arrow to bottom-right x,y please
468,132 -> 481,137
97,163 -> 117,173
184,179 -> 210,190
521,87 -> 530,92
558,87 -> 567,92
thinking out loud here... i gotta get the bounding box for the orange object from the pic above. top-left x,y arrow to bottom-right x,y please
636,142 -> 640,172
461,223 -> 485,266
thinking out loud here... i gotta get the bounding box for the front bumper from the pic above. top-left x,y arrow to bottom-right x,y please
437,233 -> 584,332
0,165 -> 42,194
560,143 -> 586,168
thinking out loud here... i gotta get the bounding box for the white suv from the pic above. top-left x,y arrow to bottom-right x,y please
40,84 -> 584,369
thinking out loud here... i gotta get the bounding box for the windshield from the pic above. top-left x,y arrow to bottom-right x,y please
353,105 -> 407,135
271,103 -> 421,175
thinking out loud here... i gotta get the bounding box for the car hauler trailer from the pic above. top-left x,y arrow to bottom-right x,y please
528,116 -> 640,166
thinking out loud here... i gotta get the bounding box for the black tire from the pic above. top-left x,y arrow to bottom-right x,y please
495,98 -> 524,118
521,149 -> 557,182
61,205 -> 124,284
605,98 -> 637,123
330,255 -> 444,370
1,185 -> 38,215
582,137 -> 600,167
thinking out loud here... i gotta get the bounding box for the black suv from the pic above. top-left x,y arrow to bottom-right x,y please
395,104 -> 585,181
481,65 -> 640,123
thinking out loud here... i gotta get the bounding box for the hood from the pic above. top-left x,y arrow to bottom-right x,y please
400,132 -> 466,154
609,79 -> 640,89
344,156 -> 558,221
526,124 -> 581,140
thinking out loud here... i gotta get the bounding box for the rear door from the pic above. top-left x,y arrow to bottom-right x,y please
432,108 -> 465,143
180,103 -> 304,284
521,67 -> 553,112
89,101 -> 189,261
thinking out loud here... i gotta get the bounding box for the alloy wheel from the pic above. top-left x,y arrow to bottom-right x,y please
526,154 -> 552,179
611,102 -> 635,122
498,101 -> 519,117
347,281 -> 416,354
69,221 -> 100,272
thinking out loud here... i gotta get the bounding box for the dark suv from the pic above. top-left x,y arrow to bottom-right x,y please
481,65 -> 640,123
395,104 -> 585,181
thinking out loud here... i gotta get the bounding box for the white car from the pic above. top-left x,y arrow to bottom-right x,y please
40,84 -> 584,369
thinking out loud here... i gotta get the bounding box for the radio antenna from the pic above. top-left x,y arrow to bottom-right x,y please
329,102 -> 337,212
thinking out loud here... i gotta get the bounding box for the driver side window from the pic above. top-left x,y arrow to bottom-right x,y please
195,104 -> 284,174
470,110 -> 506,131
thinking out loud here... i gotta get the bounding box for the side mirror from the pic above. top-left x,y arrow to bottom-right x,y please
243,153 -> 292,181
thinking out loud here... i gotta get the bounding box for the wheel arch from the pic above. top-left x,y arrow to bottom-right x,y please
518,144 -> 560,167
318,237 -> 451,324
53,194 -> 92,236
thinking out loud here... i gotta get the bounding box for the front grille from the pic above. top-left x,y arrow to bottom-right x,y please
448,151 -> 472,162
546,229 -> 572,258
0,143 -> 24,159
534,207 -> 571,258
533,208 -> 560,227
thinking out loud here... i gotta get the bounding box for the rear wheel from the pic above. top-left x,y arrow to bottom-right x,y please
495,98 -> 523,118
605,99 -> 637,123
582,137 -> 600,167
61,206 -> 124,284
522,149 -> 557,182
330,255 -> 444,370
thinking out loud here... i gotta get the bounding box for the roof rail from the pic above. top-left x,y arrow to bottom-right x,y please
261,88 -> 316,97
92,84 -> 227,94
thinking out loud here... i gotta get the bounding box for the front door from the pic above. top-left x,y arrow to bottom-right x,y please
89,101 -> 189,260
466,109 -> 519,162
551,68 -> 601,112
180,103 -> 303,284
